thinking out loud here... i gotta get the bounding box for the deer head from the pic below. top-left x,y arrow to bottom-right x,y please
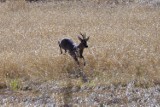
78,32 -> 89,48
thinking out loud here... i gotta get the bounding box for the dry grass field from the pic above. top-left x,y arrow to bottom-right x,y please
0,0 -> 160,87
0,0 -> 160,106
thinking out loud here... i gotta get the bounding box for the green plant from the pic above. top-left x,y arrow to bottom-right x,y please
10,79 -> 20,91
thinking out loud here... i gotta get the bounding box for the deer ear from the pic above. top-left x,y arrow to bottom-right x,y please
86,36 -> 90,41
78,36 -> 83,41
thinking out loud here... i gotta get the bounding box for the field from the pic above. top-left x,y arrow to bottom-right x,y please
0,0 -> 160,106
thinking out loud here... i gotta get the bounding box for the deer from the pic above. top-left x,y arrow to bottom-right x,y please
58,33 -> 89,66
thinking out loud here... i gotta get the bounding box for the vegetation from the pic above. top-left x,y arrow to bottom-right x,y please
0,0 -> 160,106
0,0 -> 160,90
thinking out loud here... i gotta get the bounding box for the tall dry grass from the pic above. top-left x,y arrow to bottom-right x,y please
0,1 -> 160,87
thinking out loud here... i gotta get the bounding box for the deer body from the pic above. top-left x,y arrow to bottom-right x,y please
59,38 -> 76,53
58,33 -> 89,66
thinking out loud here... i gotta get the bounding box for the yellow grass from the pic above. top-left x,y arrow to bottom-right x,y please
0,1 -> 160,87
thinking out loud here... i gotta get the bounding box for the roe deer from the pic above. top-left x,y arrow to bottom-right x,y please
58,33 -> 89,66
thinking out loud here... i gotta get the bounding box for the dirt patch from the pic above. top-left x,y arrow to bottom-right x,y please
0,80 -> 160,106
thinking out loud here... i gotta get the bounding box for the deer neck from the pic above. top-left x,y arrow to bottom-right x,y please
76,43 -> 84,57
77,43 -> 84,51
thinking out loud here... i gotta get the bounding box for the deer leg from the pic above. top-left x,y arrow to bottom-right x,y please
81,56 -> 86,66
59,48 -> 63,54
58,41 -> 63,54
72,55 -> 79,65
65,49 -> 67,53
